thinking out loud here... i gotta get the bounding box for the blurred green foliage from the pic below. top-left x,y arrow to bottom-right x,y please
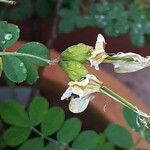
1,96 -> 150,150
1,0 -> 150,47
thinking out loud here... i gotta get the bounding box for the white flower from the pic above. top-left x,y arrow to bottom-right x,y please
61,74 -> 103,113
89,34 -> 108,70
112,52 -> 150,73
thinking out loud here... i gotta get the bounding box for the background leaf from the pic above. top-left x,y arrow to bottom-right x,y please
105,124 -> 133,149
0,100 -> 30,127
35,0 -> 55,18
18,42 -> 50,66
57,118 -> 81,143
7,0 -> 33,21
2,56 -> 27,83
28,96 -> 49,126
4,126 -> 31,146
19,138 -> 44,150
72,130 -> 99,150
41,107 -> 65,136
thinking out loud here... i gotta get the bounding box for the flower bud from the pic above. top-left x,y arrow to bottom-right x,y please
60,43 -> 93,63
59,60 -> 88,81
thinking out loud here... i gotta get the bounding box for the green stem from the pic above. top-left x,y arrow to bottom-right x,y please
101,85 -> 139,113
32,127 -> 72,150
0,51 -> 50,64
0,0 -> 16,4
105,56 -> 134,62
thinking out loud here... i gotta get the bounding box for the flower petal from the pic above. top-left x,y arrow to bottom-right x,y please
89,34 -> 107,70
69,74 -> 102,97
113,62 -> 146,73
112,52 -> 150,73
61,87 -> 72,100
69,95 -> 94,113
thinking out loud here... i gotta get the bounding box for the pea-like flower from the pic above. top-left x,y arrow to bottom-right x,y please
61,74 -> 103,113
89,34 -> 108,70
111,52 -> 150,73
89,33 -> 150,73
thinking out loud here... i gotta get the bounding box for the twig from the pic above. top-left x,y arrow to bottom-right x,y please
32,127 -> 72,150
47,0 -> 64,49
29,0 -> 64,101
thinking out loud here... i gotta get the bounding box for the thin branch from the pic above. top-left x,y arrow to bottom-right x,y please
47,0 -> 64,49
0,52 -> 50,64
32,127 -> 72,150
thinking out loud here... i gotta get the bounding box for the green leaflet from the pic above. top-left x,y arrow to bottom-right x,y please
18,42 -> 50,66
0,21 -> 20,49
19,138 -> 44,150
28,96 -> 49,126
4,126 -> 31,146
0,100 -> 30,127
105,124 -> 133,149
57,118 -> 81,143
41,107 -> 65,136
2,55 -> 27,83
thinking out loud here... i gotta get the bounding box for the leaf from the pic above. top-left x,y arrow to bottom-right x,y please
99,142 -> 114,150
60,43 -> 92,63
130,23 -> 145,47
18,42 -> 50,66
28,96 -> 49,126
20,58 -> 39,84
0,135 -> 6,150
4,126 -> 31,146
59,18 -> 75,33
19,138 -> 44,150
105,124 -> 133,149
0,21 -> 7,43
145,128 -> 150,143
45,143 -> 59,150
35,0 -> 55,18
2,56 -> 27,83
123,107 -> 141,132
72,130 -> 99,150
93,134 -> 106,149
76,16 -> 90,28
57,118 -> 81,143
41,107 -> 65,136
59,60 -> 88,81
7,0 -> 33,21
0,22 -> 20,49
0,100 -> 30,127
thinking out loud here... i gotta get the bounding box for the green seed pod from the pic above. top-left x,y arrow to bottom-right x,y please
59,60 -> 89,81
60,43 -> 93,63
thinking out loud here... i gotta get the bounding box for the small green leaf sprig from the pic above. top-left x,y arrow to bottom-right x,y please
1,96 -> 149,150
0,21 -> 51,84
